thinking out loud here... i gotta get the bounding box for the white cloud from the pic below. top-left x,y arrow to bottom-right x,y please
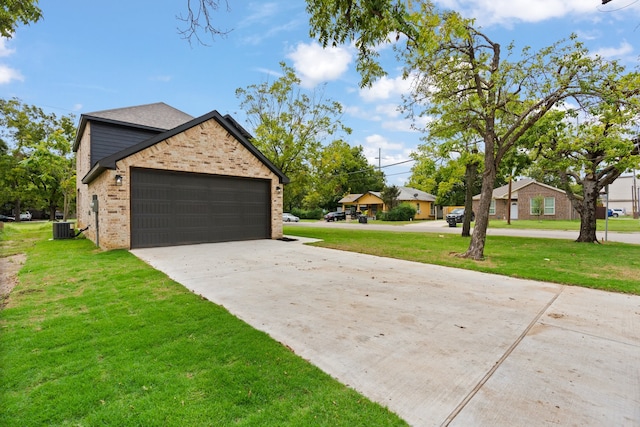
365,134 -> 405,152
591,41 -> 634,59
0,65 -> 24,84
238,2 -> 279,27
0,38 -> 15,57
435,0 -> 608,25
359,74 -> 413,102
73,104 -> 83,111
287,42 -> 352,88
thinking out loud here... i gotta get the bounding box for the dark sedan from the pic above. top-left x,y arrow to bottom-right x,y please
324,211 -> 346,222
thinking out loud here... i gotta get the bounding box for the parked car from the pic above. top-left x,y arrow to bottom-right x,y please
19,211 -> 32,221
611,208 -> 625,216
607,209 -> 618,218
282,213 -> 300,222
324,211 -> 346,222
446,208 -> 475,227
0,214 -> 15,222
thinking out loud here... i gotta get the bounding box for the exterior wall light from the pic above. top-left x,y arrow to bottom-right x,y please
276,185 -> 281,194
115,175 -> 123,186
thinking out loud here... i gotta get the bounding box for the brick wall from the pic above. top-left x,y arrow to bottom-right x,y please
472,183 -> 577,221
517,184 -> 577,220
77,117 -> 284,249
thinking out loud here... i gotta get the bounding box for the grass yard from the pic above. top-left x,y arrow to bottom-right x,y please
486,217 -> 640,232
0,223 -> 407,427
284,226 -> 640,295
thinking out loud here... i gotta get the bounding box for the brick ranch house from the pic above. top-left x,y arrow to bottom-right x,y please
74,103 -> 289,249
472,178 -> 578,221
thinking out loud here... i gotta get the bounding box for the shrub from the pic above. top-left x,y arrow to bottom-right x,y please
380,203 -> 417,221
291,207 -> 324,220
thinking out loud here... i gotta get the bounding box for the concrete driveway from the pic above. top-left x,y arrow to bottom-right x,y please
132,238 -> 640,426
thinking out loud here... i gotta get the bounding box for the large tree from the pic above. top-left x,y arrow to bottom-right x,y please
524,98 -> 640,242
236,63 -> 352,211
305,140 -> 384,210
0,98 -> 76,220
307,0 -> 634,259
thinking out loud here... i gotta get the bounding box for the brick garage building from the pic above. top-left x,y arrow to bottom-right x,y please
472,178 -> 578,221
74,103 -> 289,249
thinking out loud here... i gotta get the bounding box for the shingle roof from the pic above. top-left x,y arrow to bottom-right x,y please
472,178 -> 565,200
397,186 -> 436,202
73,102 -> 194,152
84,102 -> 194,130
338,187 -> 436,204
80,110 -> 289,185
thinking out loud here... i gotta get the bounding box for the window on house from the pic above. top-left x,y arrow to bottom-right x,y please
530,198 -> 541,216
489,200 -> 496,215
544,197 -> 555,215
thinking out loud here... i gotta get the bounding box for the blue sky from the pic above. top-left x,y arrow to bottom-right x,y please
1,1 -> 639,184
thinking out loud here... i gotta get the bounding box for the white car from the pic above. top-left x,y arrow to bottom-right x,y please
282,213 -> 300,222
19,211 -> 32,221
611,208 -> 626,216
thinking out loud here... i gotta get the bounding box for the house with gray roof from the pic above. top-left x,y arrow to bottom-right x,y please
338,186 -> 440,219
74,102 -> 288,249
472,178 -> 578,220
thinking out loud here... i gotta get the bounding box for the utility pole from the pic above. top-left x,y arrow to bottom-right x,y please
375,148 -> 381,170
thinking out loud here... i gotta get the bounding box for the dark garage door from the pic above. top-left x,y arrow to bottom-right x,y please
131,168 -> 271,248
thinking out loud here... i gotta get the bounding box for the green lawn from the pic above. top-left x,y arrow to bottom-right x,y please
0,223 -> 407,427
486,217 -> 640,232
284,226 -> 640,295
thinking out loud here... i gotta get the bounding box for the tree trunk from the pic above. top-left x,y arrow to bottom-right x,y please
576,177 -> 600,242
14,199 -> 22,222
461,160 -> 478,237
462,164 -> 497,260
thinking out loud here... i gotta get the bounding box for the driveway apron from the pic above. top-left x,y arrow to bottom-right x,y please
132,238 -> 640,426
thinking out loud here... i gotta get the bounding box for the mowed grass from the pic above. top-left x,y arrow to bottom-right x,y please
0,223 -> 407,427
284,226 -> 640,295
486,217 -> 640,232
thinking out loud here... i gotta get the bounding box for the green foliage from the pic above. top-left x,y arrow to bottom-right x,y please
236,63 -> 352,211
305,140 -> 384,211
379,203 -> 416,221
0,0 -> 42,38
291,207 -> 324,220
0,98 -> 76,219
380,185 -> 401,209
307,0 -> 640,258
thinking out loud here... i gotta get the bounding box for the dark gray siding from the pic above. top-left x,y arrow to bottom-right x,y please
130,168 -> 271,248
90,122 -> 160,167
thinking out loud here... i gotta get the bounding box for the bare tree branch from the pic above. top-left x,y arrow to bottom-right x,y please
177,0 -> 232,45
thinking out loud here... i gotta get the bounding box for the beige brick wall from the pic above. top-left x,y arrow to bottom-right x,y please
76,123 -> 93,241
77,118 -> 284,249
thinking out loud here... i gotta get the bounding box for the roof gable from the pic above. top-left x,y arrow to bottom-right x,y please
473,178 -> 566,200
73,102 -> 194,151
81,110 -> 289,185
397,186 -> 436,202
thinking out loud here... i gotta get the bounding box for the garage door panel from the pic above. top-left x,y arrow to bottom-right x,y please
131,169 -> 271,248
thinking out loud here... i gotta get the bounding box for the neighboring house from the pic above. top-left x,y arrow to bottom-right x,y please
74,102 -> 289,250
338,186 -> 439,220
472,178 -> 577,220
606,174 -> 639,215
